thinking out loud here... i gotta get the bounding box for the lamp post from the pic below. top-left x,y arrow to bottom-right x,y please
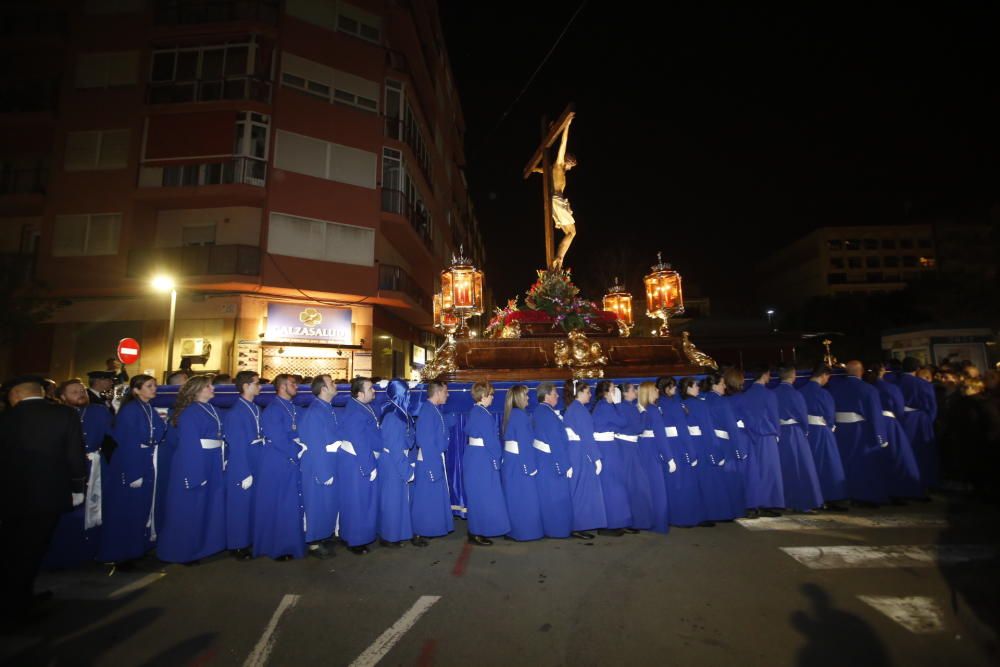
152,275 -> 177,381
643,252 -> 684,337
766,308 -> 776,332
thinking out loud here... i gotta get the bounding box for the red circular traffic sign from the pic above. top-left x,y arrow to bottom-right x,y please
117,338 -> 141,365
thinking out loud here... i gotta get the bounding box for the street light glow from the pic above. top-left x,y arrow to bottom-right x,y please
766,309 -> 776,316
152,275 -> 176,292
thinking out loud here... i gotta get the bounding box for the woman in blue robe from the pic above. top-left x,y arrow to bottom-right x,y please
221,371 -> 264,558
897,359 -> 939,490
463,381 -> 511,545
530,382 -> 576,538
298,376 -> 340,555
378,380 -> 417,546
740,368 -> 786,517
701,374 -> 749,518
867,363 -> 923,499
797,366 -> 849,507
772,367 -> 825,512
500,385 -> 545,541
255,375 -> 306,560
678,378 -> 735,522
655,377 -> 704,527
339,378 -> 381,553
563,381 -> 608,534
158,376 -> 227,563
44,379 -> 112,569
411,380 -> 454,540
637,382 -> 671,534
591,381 -> 632,532
617,384 -> 654,531
99,375 -> 164,567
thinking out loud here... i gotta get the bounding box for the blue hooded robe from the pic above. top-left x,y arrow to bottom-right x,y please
338,397 -> 381,547
798,381 -> 848,502
463,404 -> 511,537
828,376 -> 890,504
99,398 -> 164,563
501,407 -> 545,541
897,373 -> 938,490
378,390 -> 416,543
254,396 -> 306,559
412,400 -> 454,537
681,396 -> 735,521
618,399 -> 654,530
591,399 -> 632,529
637,403 -> 671,533
772,383 -> 824,511
656,396 -> 703,527
739,383 -> 785,510
299,397 -> 340,543
221,397 -> 264,550
531,403 -> 574,537
157,403 -> 227,562
703,392 -> 749,517
563,400 -> 608,531
873,378 -> 923,498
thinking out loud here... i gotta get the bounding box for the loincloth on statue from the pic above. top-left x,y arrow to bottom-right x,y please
552,193 -> 576,229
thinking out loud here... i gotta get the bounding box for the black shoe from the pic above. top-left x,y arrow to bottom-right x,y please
598,528 -> 625,537
232,547 -> 253,561
624,528 -> 641,534
468,535 -> 493,546
379,538 -> 402,549
309,543 -> 333,559
697,521 -> 716,528
761,509 -> 782,517
411,535 -> 429,547
503,535 -> 518,541
745,508 -> 761,519
348,545 -> 369,555
275,554 -> 294,562
572,531 -> 595,540
822,502 -> 849,512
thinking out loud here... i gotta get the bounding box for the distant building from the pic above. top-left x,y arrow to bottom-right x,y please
0,0 -> 486,381
882,325 -> 997,372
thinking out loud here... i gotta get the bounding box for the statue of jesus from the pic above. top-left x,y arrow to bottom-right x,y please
534,116 -> 576,271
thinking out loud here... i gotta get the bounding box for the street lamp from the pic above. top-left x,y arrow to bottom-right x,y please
766,309 -> 776,331
152,275 -> 177,382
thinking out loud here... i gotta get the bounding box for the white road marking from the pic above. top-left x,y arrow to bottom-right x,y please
737,514 -> 947,531
109,572 -> 166,599
348,595 -> 442,667
781,544 -> 998,569
242,593 -> 301,667
858,595 -> 946,633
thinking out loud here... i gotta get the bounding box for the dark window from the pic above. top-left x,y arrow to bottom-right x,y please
883,256 -> 899,268
827,239 -> 842,251
881,238 -> 896,249
917,238 -> 932,248
900,238 -> 914,249
151,52 -> 175,81
866,256 -> 880,268
902,255 -> 917,267
864,238 -> 878,250
848,257 -> 862,269
845,239 -> 860,251
829,257 -> 844,269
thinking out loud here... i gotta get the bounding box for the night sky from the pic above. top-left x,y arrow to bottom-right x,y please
439,3 -> 999,315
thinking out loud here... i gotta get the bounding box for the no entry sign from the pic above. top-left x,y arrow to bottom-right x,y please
117,337 -> 140,365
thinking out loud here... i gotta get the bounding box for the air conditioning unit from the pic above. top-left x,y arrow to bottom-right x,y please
180,338 -> 209,356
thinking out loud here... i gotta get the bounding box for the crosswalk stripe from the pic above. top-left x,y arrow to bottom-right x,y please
858,595 -> 945,633
109,572 -> 166,599
737,515 -> 947,531
780,544 -> 998,569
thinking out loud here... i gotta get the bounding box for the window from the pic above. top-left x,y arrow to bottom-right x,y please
848,257 -> 862,269
148,37 -> 270,104
182,224 -> 216,246
844,239 -> 860,251
234,111 -> 269,160
268,211 -> 374,266
64,129 -> 129,170
881,238 -> 896,249
281,52 -> 378,112
900,238 -> 914,249
863,238 -> 878,250
274,130 -> 376,189
829,257 -> 844,269
336,2 -> 381,43
865,256 -> 880,268
917,238 -> 932,248
52,213 -> 121,256
919,256 -> 936,269
75,51 -> 139,88
883,256 -> 899,268
827,239 -> 843,251
902,255 -> 917,267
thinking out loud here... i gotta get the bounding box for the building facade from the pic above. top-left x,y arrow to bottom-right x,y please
0,0 -> 487,382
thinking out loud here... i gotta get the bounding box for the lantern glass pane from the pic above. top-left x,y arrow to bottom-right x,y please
473,270 -> 483,310
453,268 -> 472,307
441,272 -> 453,310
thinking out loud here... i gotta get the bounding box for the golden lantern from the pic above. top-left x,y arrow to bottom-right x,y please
440,246 -> 484,338
602,276 -> 633,335
433,292 -> 458,333
644,252 -> 684,336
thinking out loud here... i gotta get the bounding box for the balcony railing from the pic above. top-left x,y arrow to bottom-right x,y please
0,167 -> 47,195
384,115 -> 432,187
147,75 -> 272,105
154,157 -> 266,188
126,244 -> 261,278
378,263 -> 431,311
381,189 -> 432,251
154,0 -> 279,25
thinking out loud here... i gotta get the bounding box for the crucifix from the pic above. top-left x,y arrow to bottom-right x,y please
523,103 -> 576,271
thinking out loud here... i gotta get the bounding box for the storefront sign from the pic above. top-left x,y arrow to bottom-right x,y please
266,304 -> 352,345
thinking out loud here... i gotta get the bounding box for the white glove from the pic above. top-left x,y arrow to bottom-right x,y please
881,440 -> 889,449
241,475 -> 253,490
72,493 -> 84,507
408,380 -> 420,389
718,458 -> 726,466
691,459 -> 699,468
369,468 -> 378,482
595,459 -> 603,476
529,469 -> 538,476
610,387 -> 622,404
129,478 -> 143,488
323,476 -> 334,486
831,425 -> 837,433
566,467 -> 574,479
408,472 -> 415,482
377,379 -> 389,388
295,438 -> 307,459
668,459 -> 677,473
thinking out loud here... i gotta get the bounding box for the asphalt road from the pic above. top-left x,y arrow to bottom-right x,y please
3,494 -> 998,667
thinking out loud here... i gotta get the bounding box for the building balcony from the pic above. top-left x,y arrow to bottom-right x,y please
126,244 -> 261,279
140,156 -> 267,190
378,263 -> 431,311
380,188 -> 433,254
147,75 -> 272,105
154,0 -> 279,26
0,167 -> 47,195
384,115 -> 432,188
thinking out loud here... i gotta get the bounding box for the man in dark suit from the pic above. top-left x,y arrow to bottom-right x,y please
0,375 -> 87,623
86,370 -> 116,414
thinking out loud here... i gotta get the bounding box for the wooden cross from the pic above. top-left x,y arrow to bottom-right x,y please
523,103 -> 575,270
